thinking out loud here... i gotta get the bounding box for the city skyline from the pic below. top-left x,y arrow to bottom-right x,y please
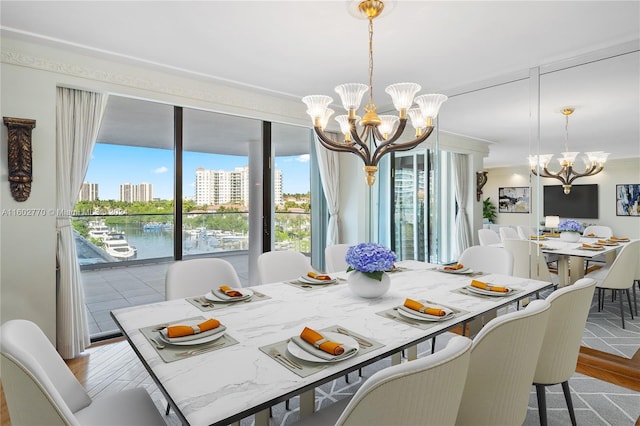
84,143 -> 311,200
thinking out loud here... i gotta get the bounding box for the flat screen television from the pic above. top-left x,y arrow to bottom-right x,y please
543,184 -> 599,219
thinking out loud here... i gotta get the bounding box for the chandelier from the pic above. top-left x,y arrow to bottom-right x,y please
528,107 -> 608,194
302,0 -> 447,186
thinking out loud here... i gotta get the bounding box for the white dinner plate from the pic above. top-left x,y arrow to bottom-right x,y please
287,332 -> 358,363
397,306 -> 454,321
438,266 -> 472,274
158,323 -> 226,346
205,288 -> 253,302
465,285 -> 513,297
298,275 -> 337,284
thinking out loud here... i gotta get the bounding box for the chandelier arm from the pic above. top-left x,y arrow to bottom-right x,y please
537,166 -> 569,185
313,127 -> 368,163
371,126 -> 434,166
372,119 -> 409,145
566,164 -> 603,184
349,124 -> 374,165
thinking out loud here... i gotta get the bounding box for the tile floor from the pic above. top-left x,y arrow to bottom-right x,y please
82,253 -> 249,337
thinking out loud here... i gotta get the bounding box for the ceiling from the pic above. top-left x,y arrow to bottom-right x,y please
2,1 -> 639,166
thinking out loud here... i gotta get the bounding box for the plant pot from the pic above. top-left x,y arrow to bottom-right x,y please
560,231 -> 581,243
347,270 -> 390,298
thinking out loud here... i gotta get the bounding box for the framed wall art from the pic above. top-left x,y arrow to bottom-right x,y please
498,186 -> 530,213
616,184 -> 640,216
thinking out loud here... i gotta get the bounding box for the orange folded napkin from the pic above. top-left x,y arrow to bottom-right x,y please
167,318 -> 220,338
404,298 -> 446,317
219,285 -> 243,298
444,263 -> 464,271
610,236 -> 629,241
530,235 -> 539,239
598,239 -> 608,244
300,326 -> 344,355
582,243 -> 603,249
470,279 -> 509,293
587,233 -> 596,237
307,272 -> 332,281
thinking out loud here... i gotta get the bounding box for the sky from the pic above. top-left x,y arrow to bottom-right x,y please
85,144 -> 311,200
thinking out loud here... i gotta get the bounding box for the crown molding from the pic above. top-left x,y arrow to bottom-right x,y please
1,46 -> 307,125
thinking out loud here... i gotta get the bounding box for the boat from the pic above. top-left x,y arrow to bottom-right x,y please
102,233 -> 137,260
87,221 -> 110,240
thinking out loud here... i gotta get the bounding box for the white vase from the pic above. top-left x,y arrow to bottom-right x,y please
347,270 -> 391,298
559,231 -> 581,242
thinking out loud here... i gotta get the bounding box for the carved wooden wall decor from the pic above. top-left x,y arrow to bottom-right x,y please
476,171 -> 488,202
4,117 -> 36,202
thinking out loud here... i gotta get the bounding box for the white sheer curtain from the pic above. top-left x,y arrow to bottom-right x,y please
314,134 -> 340,245
451,153 -> 472,258
56,87 -> 108,359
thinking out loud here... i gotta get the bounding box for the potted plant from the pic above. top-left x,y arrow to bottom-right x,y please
345,242 -> 397,298
557,219 -> 584,242
483,197 -> 497,224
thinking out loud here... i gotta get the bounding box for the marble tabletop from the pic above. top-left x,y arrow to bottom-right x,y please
111,260 -> 553,426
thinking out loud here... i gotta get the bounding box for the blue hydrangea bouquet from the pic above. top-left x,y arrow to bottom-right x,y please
345,242 -> 397,281
557,219 -> 583,233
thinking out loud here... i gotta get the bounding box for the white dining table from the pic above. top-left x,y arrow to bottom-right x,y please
535,236 -> 632,286
111,260 -> 554,426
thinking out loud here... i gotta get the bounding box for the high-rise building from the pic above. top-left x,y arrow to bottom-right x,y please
137,183 -> 153,202
119,182 -> 153,202
78,182 -> 98,201
195,166 -> 282,207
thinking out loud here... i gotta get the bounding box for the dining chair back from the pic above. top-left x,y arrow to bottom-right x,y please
592,239 -> 639,328
503,239 -> 552,282
458,245 -> 514,275
582,225 -> 613,238
499,226 -> 521,242
582,225 -> 614,272
325,243 -> 351,273
165,258 -> 242,300
293,335 -> 473,426
477,229 -> 501,246
257,250 -> 312,284
456,299 -> 551,426
0,319 -> 165,426
517,225 -> 538,240
533,278 -> 597,426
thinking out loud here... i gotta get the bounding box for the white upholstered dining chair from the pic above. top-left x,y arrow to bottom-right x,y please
325,243 -> 351,273
293,335 -> 473,426
165,258 -> 242,300
503,239 -> 553,282
499,226 -> 521,242
533,278 -> 597,426
588,239 -> 640,328
0,319 -> 166,426
517,225 -> 538,240
456,299 -> 551,426
257,250 -> 312,284
458,245 -> 514,276
477,228 -> 501,246
582,225 -> 614,272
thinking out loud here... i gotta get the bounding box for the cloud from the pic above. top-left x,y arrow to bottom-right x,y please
154,166 -> 168,174
297,154 -> 310,163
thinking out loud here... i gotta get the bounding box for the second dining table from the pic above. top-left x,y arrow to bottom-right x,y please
111,259 -> 554,426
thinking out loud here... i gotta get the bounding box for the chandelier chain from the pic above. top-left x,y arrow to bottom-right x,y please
564,113 -> 569,153
367,16 -> 374,109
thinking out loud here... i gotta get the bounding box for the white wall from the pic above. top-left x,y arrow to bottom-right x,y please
483,158 -> 640,238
